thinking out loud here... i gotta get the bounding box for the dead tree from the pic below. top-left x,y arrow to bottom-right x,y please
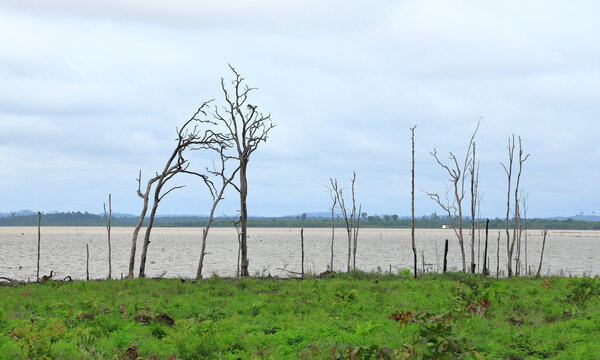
326,185 -> 338,271
410,125 -> 417,279
502,136 -> 514,277
469,142 -> 479,273
195,141 -> 242,281
212,65 -> 274,277
427,123 -> 479,272
36,211 -> 41,282
138,101 -> 218,278
537,229 -> 549,276
104,194 -> 112,279
330,173 -> 361,272
352,186 -> 362,269
128,171 -> 160,279
501,135 -> 529,277
496,231 -> 500,277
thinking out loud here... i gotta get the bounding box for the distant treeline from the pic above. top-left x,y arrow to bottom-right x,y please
1,211 -> 599,230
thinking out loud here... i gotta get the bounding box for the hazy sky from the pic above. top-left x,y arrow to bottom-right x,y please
1,1 -> 599,218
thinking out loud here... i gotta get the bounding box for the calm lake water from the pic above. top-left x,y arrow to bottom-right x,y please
0,227 -> 598,281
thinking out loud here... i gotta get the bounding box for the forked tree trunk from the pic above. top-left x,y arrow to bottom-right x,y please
129,171 -> 158,279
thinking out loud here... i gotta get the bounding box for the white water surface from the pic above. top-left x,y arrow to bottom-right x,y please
0,227 -> 598,280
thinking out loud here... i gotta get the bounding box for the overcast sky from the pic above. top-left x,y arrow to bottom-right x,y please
1,1 -> 599,218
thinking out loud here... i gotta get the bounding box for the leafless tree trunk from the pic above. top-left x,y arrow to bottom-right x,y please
196,143 -> 242,281
139,101 -> 218,278
513,139 -> 528,276
352,203 -> 361,270
477,192 -> 483,273
537,229 -> 548,276
496,231 -> 500,277
300,228 -> 304,278
104,194 -> 112,279
522,195 -> 529,275
502,135 -> 529,277
483,219 -> 489,275
443,239 -> 448,273
86,243 -> 89,281
410,125 -> 417,279
231,218 -> 242,277
36,211 -> 41,282
129,171 -> 159,279
328,189 -> 337,271
502,136 -> 515,277
212,65 -> 274,277
469,142 -> 479,273
516,219 -> 522,276
426,122 -> 479,272
330,173 -> 360,272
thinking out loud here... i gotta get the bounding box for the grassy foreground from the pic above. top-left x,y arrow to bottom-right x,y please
0,272 -> 599,359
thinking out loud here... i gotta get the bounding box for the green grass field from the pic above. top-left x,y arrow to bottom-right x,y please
0,272 -> 598,359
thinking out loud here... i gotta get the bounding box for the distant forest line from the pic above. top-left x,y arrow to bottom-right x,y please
1,211 -> 599,230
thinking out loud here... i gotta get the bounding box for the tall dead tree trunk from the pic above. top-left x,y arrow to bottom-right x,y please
196,143 -> 241,281
212,65 -> 274,277
129,171 -> 159,279
104,194 -> 112,280
410,125 -> 417,279
349,174 -> 357,270
537,229 -> 548,276
330,173 -> 360,272
427,122 -> 479,272
469,142 -> 478,273
502,136 -> 515,277
352,203 -> 361,270
139,101 -> 218,278
36,211 -> 41,282
238,163 -> 249,276
329,190 -> 337,271
502,135 -> 529,277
